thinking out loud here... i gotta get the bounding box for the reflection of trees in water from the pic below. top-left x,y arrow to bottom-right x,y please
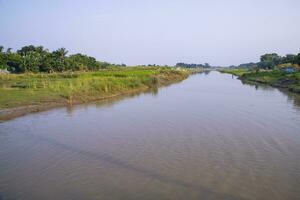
286,92 -> 300,109
241,80 -> 276,92
203,71 -> 211,75
242,80 -> 300,109
66,106 -> 74,116
150,87 -> 158,96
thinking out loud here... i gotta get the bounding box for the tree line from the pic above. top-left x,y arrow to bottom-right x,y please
175,62 -> 211,68
0,45 -> 125,73
230,53 -> 300,69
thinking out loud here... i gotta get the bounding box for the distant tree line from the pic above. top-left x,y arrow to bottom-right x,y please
0,45 -> 125,73
230,53 -> 300,69
175,62 -> 211,68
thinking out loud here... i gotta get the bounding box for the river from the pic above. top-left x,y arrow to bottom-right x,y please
0,71 -> 299,200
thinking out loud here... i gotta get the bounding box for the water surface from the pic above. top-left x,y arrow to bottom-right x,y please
1,72 -> 300,200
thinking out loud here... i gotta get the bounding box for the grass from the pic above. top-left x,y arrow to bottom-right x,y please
0,67 -> 188,109
219,68 -> 300,93
241,71 -> 287,83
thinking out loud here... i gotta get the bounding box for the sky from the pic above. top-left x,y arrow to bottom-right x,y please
0,0 -> 300,66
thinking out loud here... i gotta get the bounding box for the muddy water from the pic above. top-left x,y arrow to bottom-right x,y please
0,71 -> 299,200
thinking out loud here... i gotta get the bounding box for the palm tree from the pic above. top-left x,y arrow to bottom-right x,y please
54,48 -> 68,59
6,47 -> 12,53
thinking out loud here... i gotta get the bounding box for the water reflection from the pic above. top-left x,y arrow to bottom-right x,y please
241,80 -> 300,109
203,71 -> 211,76
241,80 -> 276,91
64,86 -> 161,115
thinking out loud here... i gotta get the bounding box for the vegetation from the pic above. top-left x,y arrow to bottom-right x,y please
0,45 -> 192,120
220,68 -> 300,94
220,52 -> 300,94
0,67 -> 188,109
240,71 -> 300,93
0,67 -> 189,121
175,62 -> 211,68
0,45 -> 121,73
229,52 -> 300,69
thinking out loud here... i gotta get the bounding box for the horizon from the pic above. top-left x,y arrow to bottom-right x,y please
1,0 -> 300,66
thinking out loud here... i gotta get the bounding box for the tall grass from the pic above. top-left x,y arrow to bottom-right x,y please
0,67 -> 187,108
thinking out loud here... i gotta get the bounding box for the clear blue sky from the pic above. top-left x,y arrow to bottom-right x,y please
1,0 -> 300,66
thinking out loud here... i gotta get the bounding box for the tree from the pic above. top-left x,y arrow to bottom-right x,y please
38,53 -> 53,72
20,51 -> 42,72
51,48 -> 69,72
67,54 -> 88,71
53,48 -> 68,59
99,62 -> 110,69
66,53 -> 101,71
294,53 -> 300,65
0,46 -> 6,69
6,53 -> 22,72
1,45 -> 112,73
204,63 -> 210,68
175,62 -> 209,68
282,54 -> 296,64
258,53 -> 282,69
6,48 -> 12,54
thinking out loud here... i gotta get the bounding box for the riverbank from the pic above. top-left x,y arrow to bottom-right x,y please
0,67 -> 189,121
219,69 -> 300,94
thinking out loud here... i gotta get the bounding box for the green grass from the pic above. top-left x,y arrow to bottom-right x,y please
0,67 -> 188,109
241,71 -> 286,83
219,68 -> 300,93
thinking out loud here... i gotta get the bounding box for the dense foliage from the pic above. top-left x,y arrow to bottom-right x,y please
230,53 -> 300,69
0,45 -> 121,73
175,62 -> 211,68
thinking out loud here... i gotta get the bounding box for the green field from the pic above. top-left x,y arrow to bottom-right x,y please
0,67 -> 188,109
